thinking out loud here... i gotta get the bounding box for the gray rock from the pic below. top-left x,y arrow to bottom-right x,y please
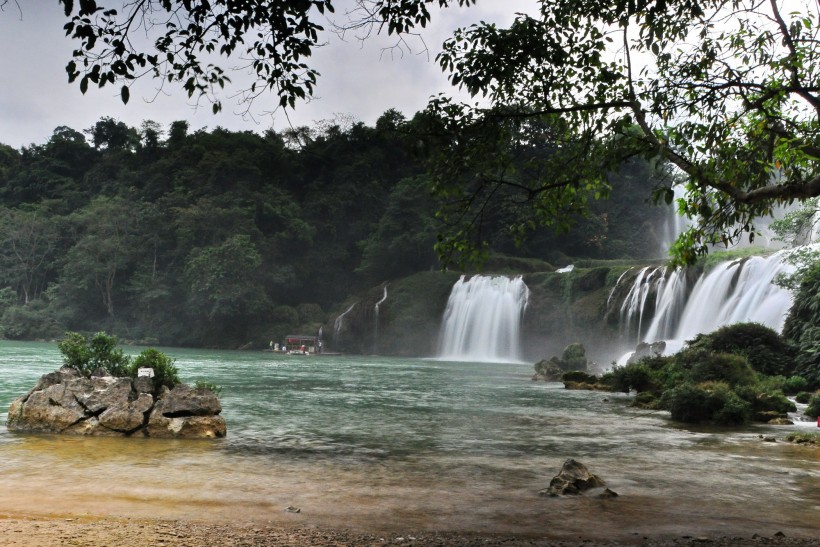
6,369 -> 225,439
99,392 -> 154,433
133,375 -> 154,394
146,413 -> 227,438
539,458 -> 606,497
152,384 -> 221,417
81,377 -> 133,414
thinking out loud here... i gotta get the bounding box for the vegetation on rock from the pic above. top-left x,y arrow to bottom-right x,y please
595,324 -> 805,426
58,331 -> 180,391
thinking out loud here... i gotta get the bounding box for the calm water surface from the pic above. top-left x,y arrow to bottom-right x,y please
1,341 -> 818,540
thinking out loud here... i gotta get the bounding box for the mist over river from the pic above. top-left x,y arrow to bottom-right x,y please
1,341 -> 819,541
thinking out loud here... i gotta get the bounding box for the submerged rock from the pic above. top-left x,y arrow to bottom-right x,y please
539,458 -> 606,497
6,367 -> 225,439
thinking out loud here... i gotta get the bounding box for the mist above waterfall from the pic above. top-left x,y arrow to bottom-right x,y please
437,275 -> 530,363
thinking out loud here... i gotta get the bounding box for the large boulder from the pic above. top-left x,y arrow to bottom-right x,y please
6,369 -> 225,439
146,385 -> 226,438
539,458 -> 606,496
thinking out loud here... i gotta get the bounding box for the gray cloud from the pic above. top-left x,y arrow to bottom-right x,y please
0,1 -> 535,148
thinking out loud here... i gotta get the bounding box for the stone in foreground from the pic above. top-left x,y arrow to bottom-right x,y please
6,367 -> 225,439
539,458 -> 606,496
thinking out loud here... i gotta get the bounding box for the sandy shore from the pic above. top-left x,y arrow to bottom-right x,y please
0,515 -> 818,546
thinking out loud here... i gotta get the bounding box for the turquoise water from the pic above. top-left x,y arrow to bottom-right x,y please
1,341 -> 819,539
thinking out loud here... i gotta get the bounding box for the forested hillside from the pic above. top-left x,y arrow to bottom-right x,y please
0,112 -> 671,349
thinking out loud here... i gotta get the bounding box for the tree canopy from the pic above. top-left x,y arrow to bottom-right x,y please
426,0 -> 820,265
0,114 -> 670,348
44,1 -> 820,266
56,0 -> 475,113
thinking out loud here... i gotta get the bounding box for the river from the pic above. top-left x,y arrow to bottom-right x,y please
0,341 -> 818,541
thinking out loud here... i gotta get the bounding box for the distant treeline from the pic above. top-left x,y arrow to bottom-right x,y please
0,111 -> 669,348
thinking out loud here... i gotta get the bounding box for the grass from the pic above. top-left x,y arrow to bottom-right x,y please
785,432 -> 820,445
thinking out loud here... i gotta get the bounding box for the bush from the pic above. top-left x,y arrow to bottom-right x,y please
806,395 -> 820,419
662,383 -> 714,423
130,348 -> 180,392
783,375 -> 809,394
608,362 -> 654,393
632,391 -> 660,409
562,370 -> 598,384
57,331 -> 130,377
686,323 -> 797,377
686,352 -> 757,387
661,382 -> 751,425
712,389 -> 752,426
195,380 -> 223,396
795,391 -> 813,404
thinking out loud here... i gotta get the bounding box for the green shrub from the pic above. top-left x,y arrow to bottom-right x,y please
661,382 -> 751,425
57,331 -> 130,377
795,391 -> 813,404
712,389 -> 752,426
687,352 -> 756,387
632,391 -> 660,409
609,362 -> 654,393
562,370 -> 598,384
195,380 -> 223,396
806,395 -> 820,419
662,383 -> 714,423
131,348 -> 180,391
686,323 -> 797,377
783,375 -> 809,394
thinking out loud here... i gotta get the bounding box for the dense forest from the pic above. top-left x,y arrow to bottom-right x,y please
0,111 -> 672,349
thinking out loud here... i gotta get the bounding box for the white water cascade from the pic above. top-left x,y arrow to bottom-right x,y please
616,251 -> 796,350
373,285 -> 388,353
437,275 -> 530,363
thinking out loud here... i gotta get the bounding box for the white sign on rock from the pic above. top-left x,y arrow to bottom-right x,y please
137,367 -> 155,378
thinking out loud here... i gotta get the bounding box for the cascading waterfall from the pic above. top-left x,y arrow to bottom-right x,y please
333,303 -> 356,347
670,252 -> 794,340
613,251 -> 795,350
437,275 -> 530,363
373,285 -> 388,353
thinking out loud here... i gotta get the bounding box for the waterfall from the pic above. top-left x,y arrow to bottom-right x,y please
333,303 -> 356,346
437,275 -> 530,363
373,285 -> 388,353
671,252 -> 794,340
612,251 -> 795,349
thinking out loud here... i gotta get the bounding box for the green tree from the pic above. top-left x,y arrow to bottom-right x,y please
425,0 -> 820,266
61,196 -> 142,319
0,206 -> 61,304
184,234 -> 269,323
57,0 -> 475,112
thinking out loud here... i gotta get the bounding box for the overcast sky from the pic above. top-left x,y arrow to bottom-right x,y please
0,1 -> 536,149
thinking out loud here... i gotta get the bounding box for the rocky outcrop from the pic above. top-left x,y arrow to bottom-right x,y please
626,341 -> 667,364
539,458 -> 606,497
6,367 -> 226,439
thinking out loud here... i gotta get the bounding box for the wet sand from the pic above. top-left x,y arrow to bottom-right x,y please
0,514 -> 818,546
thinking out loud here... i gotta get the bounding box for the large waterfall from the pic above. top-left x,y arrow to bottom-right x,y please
617,251 -> 795,349
437,275 -> 530,363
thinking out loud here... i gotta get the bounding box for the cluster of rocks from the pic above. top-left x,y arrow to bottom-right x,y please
6,366 -> 226,438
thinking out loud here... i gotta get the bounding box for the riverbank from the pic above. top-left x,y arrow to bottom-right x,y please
0,515 -> 818,547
